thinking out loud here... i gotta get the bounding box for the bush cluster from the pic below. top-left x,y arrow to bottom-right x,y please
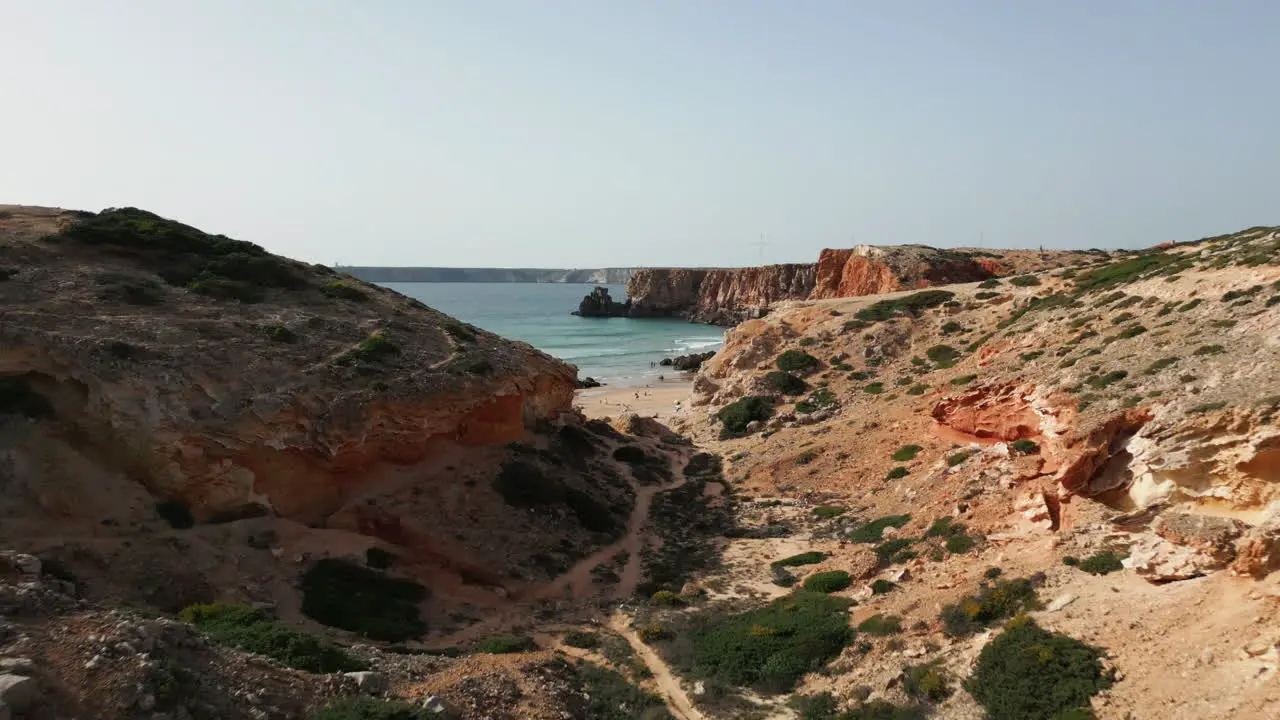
312,698 -> 435,720
856,614 -> 902,636
772,551 -> 826,568
891,444 -> 922,462
300,558 -> 428,642
477,634 -> 535,653
777,349 -> 821,372
180,603 -> 364,673
716,396 -> 772,437
764,371 -> 807,395
965,618 -> 1112,720
940,577 -> 1041,637
803,571 -> 852,593
672,591 -> 854,694
846,515 -> 911,543
1076,550 -> 1125,575
491,460 -> 618,535
855,290 -> 955,322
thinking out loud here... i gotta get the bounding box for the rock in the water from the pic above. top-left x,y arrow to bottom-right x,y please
573,286 -> 630,317
664,351 -> 716,372
576,376 -> 602,389
0,674 -> 38,713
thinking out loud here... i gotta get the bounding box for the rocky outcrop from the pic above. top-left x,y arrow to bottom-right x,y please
660,352 -> 716,372
342,266 -> 637,284
573,286 -> 630,317
0,206 -> 579,525
626,264 -> 815,325
810,245 -> 993,299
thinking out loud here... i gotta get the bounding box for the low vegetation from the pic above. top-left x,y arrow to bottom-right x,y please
716,396 -> 772,437
772,551 -> 827,568
1010,438 -> 1040,455
1076,550 -> 1126,575
803,570 -> 852,593
857,614 -> 903,636
351,334 -> 401,363
886,466 -> 909,480
764,371 -> 807,395
777,349 -> 821,373
657,591 -> 854,694
312,697 -> 434,720
813,505 -> 847,519
180,603 -> 364,673
891,444 -> 922,461
477,634 -> 535,653
300,558 -> 428,642
846,515 -> 911,543
965,617 -> 1112,720
796,388 -> 838,413
1009,275 -> 1041,287
940,576 -> 1041,637
855,290 -> 955,322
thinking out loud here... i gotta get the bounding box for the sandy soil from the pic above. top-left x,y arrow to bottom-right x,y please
577,379 -> 694,420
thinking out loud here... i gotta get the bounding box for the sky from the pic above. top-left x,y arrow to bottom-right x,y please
3,1 -> 1278,268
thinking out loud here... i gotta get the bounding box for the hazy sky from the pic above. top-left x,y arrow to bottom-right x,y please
3,2 -> 1277,267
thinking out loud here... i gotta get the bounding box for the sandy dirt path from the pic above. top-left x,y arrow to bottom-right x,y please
608,612 -> 706,720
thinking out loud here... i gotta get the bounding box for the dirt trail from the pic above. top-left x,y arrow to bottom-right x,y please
428,445 -> 691,646
608,612 -> 706,720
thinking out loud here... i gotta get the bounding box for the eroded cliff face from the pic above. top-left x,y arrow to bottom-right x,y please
626,244 -> 1082,325
0,206 -> 577,525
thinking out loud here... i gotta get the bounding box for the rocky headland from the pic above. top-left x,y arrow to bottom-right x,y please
622,244 -> 1097,325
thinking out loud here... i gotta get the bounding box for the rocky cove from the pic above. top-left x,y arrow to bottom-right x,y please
4,204 -> 1280,720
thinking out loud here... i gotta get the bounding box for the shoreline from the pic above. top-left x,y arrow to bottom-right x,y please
576,377 -> 694,421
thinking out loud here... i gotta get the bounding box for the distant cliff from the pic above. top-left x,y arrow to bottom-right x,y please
341,266 -> 637,284
627,264 -> 816,325
624,245 -> 1093,325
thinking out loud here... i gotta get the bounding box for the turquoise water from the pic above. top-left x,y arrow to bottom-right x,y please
381,283 -> 724,386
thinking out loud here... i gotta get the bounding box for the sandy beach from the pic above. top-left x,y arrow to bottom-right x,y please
576,378 -> 694,421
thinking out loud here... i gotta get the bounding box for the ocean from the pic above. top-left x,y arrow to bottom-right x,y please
380,283 -> 724,386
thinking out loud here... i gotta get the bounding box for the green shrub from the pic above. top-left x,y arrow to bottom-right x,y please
1178,298 -> 1203,312
576,661 -> 672,719
716,396 -> 772,436
965,618 -> 1111,720
855,290 -> 955,322
1074,252 -> 1179,291
796,388 -> 838,413
1076,550 -> 1125,575
870,579 -> 896,594
764,371 -> 807,395
813,506 -> 847,519
925,517 -> 964,538
950,374 -> 978,385
873,538 -> 916,562
1010,438 -> 1039,455
945,534 -> 976,554
1062,556 -> 1079,566
352,334 -> 401,363
941,321 -> 964,334
857,614 -> 902,636
312,697 -> 433,720
798,337 -> 817,347
650,590 -> 685,607
1189,401 -> 1228,414
477,634 -> 535,653
1114,324 -> 1147,340
906,383 -> 929,396
777,349 -> 820,372
978,278 -> 1000,289
843,319 -> 870,331
1144,356 -> 1178,374
1085,370 -> 1127,389
320,280 -> 368,301
965,333 -> 996,353
847,515 -> 910,543
946,451 -> 971,467
975,291 -> 1000,300
886,466 -> 909,480
939,577 -> 1040,637
180,603 -> 364,673
563,630 -> 600,649
891,444 -> 923,461
803,571 -> 852,593
1194,344 -> 1225,356
903,661 -> 952,702
773,551 -> 827,568
676,591 -> 854,694
984,567 -> 1003,580
1222,286 -> 1263,302
926,345 -> 960,364
1009,275 -> 1041,287
1020,351 -> 1044,362
300,558 -> 427,641
96,273 -> 164,305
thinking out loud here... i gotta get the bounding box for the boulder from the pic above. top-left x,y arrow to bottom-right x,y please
0,674 -> 38,714
663,351 -> 716,372
573,286 -> 630,317
576,377 -> 602,389
1232,511 -> 1280,577
1125,534 -> 1224,583
344,671 -> 388,695
1152,512 -> 1247,564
